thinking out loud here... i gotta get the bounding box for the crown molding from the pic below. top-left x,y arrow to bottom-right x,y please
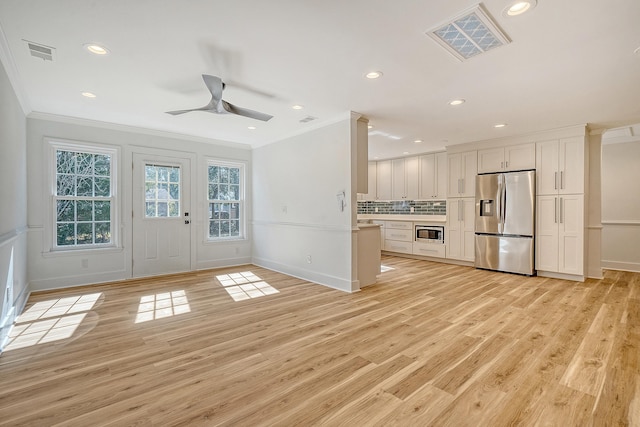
0,22 -> 31,115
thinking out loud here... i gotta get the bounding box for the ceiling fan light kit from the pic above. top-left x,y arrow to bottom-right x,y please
166,74 -> 273,122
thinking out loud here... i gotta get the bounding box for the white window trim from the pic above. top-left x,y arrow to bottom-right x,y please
45,138 -> 121,253
205,158 -> 246,242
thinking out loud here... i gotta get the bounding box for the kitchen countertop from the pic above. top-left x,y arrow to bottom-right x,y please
358,214 -> 446,223
356,223 -> 382,229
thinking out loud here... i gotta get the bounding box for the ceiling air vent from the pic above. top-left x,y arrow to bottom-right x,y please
299,116 -> 317,123
426,3 -> 510,61
24,40 -> 55,61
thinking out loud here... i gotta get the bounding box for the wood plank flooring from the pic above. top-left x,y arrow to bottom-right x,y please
1,256 -> 639,426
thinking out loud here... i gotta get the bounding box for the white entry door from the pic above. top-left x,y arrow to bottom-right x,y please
132,153 -> 191,277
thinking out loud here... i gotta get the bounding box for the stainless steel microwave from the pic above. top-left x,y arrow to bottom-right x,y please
415,225 -> 444,243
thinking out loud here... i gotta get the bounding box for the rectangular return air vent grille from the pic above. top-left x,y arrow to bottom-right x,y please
426,3 -> 510,61
24,40 -> 55,61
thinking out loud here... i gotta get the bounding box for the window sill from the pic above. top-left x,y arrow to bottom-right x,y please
42,246 -> 124,258
203,237 -> 248,245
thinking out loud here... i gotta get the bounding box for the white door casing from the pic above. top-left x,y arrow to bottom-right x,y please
132,153 -> 191,277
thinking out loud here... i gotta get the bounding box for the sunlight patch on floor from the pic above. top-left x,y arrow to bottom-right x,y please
5,293 -> 101,351
380,265 -> 395,273
216,272 -> 279,302
135,290 -> 191,323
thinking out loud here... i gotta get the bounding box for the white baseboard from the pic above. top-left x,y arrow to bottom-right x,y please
252,257 -> 356,293
195,257 -> 252,271
601,260 -> 640,273
537,270 -> 585,282
29,269 -> 129,292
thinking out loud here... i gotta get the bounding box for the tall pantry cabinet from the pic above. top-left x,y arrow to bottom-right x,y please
446,150 -> 477,262
535,136 -> 586,277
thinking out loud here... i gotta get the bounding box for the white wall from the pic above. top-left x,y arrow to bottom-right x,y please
251,117 -> 358,291
26,115 -> 253,290
601,133 -> 640,272
0,59 -> 28,350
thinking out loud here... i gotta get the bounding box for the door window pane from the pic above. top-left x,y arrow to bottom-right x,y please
145,164 -> 180,218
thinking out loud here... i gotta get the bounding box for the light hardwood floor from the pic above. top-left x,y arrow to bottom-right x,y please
1,256 -> 639,426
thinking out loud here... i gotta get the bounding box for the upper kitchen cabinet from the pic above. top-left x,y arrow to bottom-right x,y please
419,152 -> 447,199
392,157 -> 419,200
359,161 -> 377,201
536,137 -> 585,195
477,143 -> 535,173
376,160 -> 392,200
447,150 -> 477,198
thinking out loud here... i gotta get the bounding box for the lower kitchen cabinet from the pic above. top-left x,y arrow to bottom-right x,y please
384,221 -> 413,254
536,194 -> 584,275
413,242 -> 446,258
446,198 -> 475,262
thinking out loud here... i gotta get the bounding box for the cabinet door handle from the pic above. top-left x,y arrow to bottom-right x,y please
554,171 -> 558,190
560,197 -> 563,223
560,171 -> 564,190
554,198 -> 558,224
459,199 -> 463,221
501,161 -> 504,169
457,178 -> 461,194
505,160 -> 509,168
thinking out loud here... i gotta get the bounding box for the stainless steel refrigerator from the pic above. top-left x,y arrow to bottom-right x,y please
475,170 -> 535,275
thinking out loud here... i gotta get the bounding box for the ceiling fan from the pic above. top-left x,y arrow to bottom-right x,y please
166,74 -> 273,121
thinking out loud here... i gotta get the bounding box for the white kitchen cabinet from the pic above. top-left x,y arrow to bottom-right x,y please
419,152 -> 447,199
392,157 -> 419,200
383,220 -> 413,254
536,137 -> 585,196
413,242 -> 446,258
376,160 -> 392,200
360,161 -> 377,201
536,194 -> 584,275
447,151 -> 477,198
477,143 -> 535,173
446,198 -> 475,262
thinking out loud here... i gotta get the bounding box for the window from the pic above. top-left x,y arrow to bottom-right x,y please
144,164 -> 181,218
52,142 -> 117,249
207,161 -> 244,240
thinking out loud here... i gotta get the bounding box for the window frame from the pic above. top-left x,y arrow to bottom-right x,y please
47,139 -> 120,252
205,159 -> 246,242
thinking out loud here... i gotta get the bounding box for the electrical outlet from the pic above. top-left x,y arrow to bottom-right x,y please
306,255 -> 312,264
410,207 -> 415,213
282,205 -> 287,214
375,207 -> 379,212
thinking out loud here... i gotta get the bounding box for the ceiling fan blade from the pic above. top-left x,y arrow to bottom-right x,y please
222,100 -> 273,122
166,109 -> 198,115
202,74 -> 224,102
166,100 -> 217,116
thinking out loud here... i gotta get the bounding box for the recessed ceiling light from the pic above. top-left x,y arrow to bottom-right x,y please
367,124 -> 373,129
374,157 -> 379,160
247,126 -> 256,130
635,46 -> 640,55
81,92 -> 96,98
494,123 -> 507,128
504,0 -> 537,16
403,152 -> 410,155
292,105 -> 304,110
449,99 -> 466,106
365,71 -> 383,79
414,139 -> 423,143
84,43 -> 110,55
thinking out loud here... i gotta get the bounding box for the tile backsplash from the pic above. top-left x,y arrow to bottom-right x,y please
357,200 -> 446,216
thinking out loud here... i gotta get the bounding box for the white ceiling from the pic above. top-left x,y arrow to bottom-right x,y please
1,0 -> 639,159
